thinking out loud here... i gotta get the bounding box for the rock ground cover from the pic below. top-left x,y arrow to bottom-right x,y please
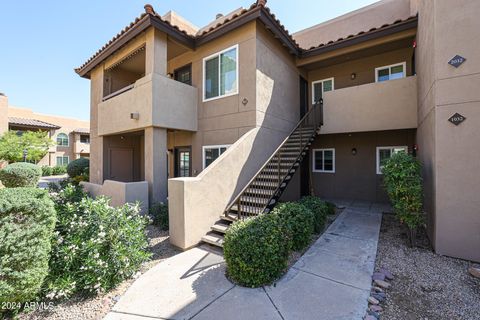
18,226 -> 179,320
374,213 -> 480,320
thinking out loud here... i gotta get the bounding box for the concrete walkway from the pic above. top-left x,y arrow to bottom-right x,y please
104,203 -> 384,320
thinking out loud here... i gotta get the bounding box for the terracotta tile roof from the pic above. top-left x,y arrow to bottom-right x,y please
301,15 -> 418,54
8,117 -> 60,129
73,128 -> 90,134
75,1 -> 417,76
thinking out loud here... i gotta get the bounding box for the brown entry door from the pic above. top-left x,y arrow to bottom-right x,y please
109,147 -> 134,182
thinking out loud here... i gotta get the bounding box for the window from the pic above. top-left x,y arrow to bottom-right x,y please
57,133 -> 69,146
312,149 -> 335,173
56,156 -> 69,166
375,62 -> 406,82
174,64 -> 192,85
203,45 -> 238,101
312,78 -> 334,104
376,146 -> 408,174
202,145 -> 230,169
80,135 -> 90,143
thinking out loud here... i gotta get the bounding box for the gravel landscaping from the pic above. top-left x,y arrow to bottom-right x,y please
375,213 -> 480,320
18,226 -> 179,320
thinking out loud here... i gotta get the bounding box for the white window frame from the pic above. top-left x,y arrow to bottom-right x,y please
202,144 -> 231,169
312,148 -> 335,173
56,156 -> 69,166
376,146 -> 408,174
202,44 -> 239,102
56,133 -> 69,147
311,78 -> 334,104
375,62 -> 406,82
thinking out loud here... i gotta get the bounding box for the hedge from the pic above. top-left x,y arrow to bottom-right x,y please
273,202 -> 314,251
66,158 -> 89,178
299,196 -> 329,233
224,214 -> 289,287
0,162 -> 42,188
0,188 -> 56,304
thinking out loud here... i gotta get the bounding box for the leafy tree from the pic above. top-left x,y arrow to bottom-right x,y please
0,130 -> 54,163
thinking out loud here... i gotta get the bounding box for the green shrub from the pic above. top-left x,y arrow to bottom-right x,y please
382,152 -> 424,230
0,162 -> 42,187
149,202 -> 168,230
41,165 -> 53,177
52,165 -> 67,175
299,196 -> 328,233
224,214 -> 289,287
0,188 -> 56,305
325,201 -> 336,215
44,184 -> 151,299
66,158 -> 89,179
273,202 -> 314,251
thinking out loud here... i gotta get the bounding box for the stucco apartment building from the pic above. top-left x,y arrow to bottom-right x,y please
0,93 -> 90,166
76,0 -> 480,262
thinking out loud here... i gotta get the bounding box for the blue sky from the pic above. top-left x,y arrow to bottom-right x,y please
0,0 -> 378,121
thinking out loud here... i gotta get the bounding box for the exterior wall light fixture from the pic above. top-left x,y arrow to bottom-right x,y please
351,148 -> 357,155
130,112 -> 140,120
351,73 -> 357,80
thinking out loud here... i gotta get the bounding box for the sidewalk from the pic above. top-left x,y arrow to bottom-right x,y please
104,203 -> 383,320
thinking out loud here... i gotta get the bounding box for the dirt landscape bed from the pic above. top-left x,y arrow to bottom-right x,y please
375,214 -> 480,320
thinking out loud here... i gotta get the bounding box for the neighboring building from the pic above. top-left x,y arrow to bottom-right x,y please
0,95 -> 90,166
76,0 -> 480,262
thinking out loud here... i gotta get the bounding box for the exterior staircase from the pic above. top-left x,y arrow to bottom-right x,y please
201,101 -> 324,248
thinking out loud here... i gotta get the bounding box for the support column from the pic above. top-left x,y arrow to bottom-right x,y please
144,127 -> 168,204
145,28 -> 167,76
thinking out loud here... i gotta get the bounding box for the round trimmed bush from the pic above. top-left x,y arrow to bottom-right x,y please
299,196 -> 328,233
273,202 -> 314,251
0,188 -> 56,304
224,214 -> 289,287
0,162 -> 42,187
66,158 -> 89,178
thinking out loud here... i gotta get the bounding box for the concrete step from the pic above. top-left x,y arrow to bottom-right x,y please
201,232 -> 224,248
221,212 -> 239,222
211,222 -> 230,234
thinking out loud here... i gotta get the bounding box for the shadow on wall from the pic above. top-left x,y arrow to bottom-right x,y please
168,68 -> 300,249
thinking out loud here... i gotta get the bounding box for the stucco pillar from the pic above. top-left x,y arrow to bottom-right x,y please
145,28 -> 167,76
144,127 -> 168,204
89,66 -> 104,184
0,94 -> 8,134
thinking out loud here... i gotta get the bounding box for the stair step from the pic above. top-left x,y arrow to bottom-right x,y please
211,222 -> 230,234
239,195 -> 269,205
201,232 -> 224,248
221,213 -> 239,222
230,204 -> 263,215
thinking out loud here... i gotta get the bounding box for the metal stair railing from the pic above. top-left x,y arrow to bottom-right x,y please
224,100 -> 324,219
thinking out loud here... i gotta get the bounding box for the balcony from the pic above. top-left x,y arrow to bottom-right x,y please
321,76 -> 417,134
74,141 -> 90,155
98,73 -> 198,136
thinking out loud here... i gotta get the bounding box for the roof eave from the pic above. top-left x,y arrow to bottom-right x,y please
300,16 -> 418,58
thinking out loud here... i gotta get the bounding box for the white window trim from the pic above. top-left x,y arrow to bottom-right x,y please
312,148 -> 335,173
202,44 -> 239,102
202,144 -> 231,169
375,62 -> 406,82
311,78 -> 334,104
376,146 -> 408,174
56,156 -> 69,166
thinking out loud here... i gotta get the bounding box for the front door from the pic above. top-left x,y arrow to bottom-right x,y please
174,146 -> 192,177
109,147 -> 134,182
299,76 -> 310,197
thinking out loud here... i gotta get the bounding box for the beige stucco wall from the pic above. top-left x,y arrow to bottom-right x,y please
7,106 -> 89,166
321,76 -> 417,134
416,0 -> 480,262
97,73 -> 197,136
81,180 -> 149,213
306,47 -> 414,101
293,0 -> 412,49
